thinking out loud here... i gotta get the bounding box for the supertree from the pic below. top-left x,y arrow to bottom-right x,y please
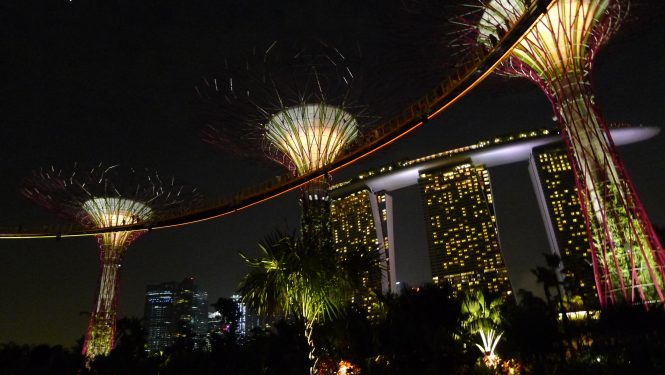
200,42 -> 365,243
458,0 -> 665,306
22,164 -> 201,363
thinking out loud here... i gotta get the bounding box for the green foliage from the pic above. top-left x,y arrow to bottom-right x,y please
238,232 -> 351,325
500,290 -> 563,371
373,284 -> 471,374
238,230 -> 354,373
460,289 -> 503,335
0,342 -> 82,374
590,182 -> 665,303
6,291 -> 665,374
212,297 -> 241,339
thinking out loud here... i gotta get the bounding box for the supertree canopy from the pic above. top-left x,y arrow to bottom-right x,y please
201,42 -> 364,180
466,0 -> 665,306
200,42 -> 366,242
22,164 -> 200,363
264,103 -> 359,178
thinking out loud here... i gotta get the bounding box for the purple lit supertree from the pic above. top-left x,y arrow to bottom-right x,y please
199,42 -> 369,242
458,0 -> 665,306
22,164 -> 201,364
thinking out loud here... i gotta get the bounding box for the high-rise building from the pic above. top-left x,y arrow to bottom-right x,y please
330,188 -> 390,316
529,143 -> 597,308
331,188 -> 382,291
231,294 -> 261,336
174,277 -> 209,350
144,282 -> 177,352
327,126 -> 657,304
418,161 -> 511,297
144,277 -> 209,352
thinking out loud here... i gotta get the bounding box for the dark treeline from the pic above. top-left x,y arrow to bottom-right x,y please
3,286 -> 665,374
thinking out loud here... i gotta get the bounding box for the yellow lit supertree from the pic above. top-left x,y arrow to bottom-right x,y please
459,0 -> 665,306
200,42 -> 364,243
22,164 -> 201,364
200,43 -> 370,374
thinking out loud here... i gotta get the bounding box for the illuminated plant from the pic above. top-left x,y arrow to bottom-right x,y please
461,290 -> 504,368
22,164 -> 200,364
239,232 -> 351,375
476,329 -> 502,368
460,0 -> 665,306
337,360 -> 361,374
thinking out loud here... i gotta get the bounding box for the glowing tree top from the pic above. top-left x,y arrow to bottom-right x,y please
23,163 -> 199,235
22,163 -> 200,362
265,103 -> 359,176
200,41 -> 366,178
474,0 -> 626,80
462,0 -> 665,308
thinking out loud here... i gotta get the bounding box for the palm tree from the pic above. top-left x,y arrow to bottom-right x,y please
238,232 -> 351,375
532,266 -> 555,306
543,253 -> 568,316
212,297 -> 241,340
461,290 -> 504,368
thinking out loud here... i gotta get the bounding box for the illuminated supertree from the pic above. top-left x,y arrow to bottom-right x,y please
22,164 -> 200,363
460,0 -> 665,306
200,42 -> 364,242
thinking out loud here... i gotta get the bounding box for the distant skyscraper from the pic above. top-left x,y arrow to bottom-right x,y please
175,277 -> 209,350
529,143 -> 597,308
144,277 -> 209,352
231,294 -> 260,336
144,282 -> 177,352
418,161 -> 511,297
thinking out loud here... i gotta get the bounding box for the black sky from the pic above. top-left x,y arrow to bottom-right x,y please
0,0 -> 664,346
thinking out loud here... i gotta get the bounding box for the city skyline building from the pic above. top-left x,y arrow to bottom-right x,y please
418,162 -> 511,297
328,125 -> 658,304
144,282 -> 177,352
231,294 -> 261,336
144,277 -> 210,352
175,277 -> 209,350
529,143 -> 598,308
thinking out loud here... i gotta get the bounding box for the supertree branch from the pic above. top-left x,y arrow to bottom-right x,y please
199,41 -> 367,246
22,164 -> 200,363
465,0 -> 665,307
199,41 -> 367,181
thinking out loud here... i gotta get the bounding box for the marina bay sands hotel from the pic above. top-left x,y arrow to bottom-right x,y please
329,125 -> 659,307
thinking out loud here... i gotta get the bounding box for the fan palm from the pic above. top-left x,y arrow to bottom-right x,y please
238,232 -> 351,374
461,290 -> 502,334
461,290 -> 504,368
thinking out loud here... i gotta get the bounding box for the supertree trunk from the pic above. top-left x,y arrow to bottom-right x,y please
301,176 -> 333,253
549,69 -> 665,306
82,234 -> 128,363
473,0 -> 665,307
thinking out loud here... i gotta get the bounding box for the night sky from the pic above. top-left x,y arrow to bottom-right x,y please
1,1 -> 663,346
